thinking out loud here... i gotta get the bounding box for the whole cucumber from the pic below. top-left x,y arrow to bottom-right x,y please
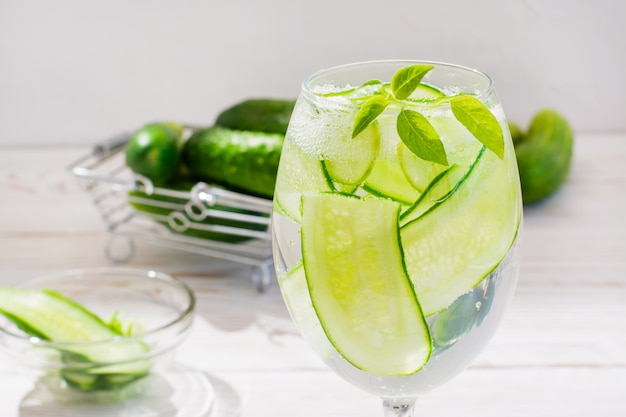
183,126 -> 283,199
514,109 -> 574,204
215,98 -> 295,135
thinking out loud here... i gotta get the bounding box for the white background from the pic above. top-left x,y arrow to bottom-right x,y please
1,0 -> 624,146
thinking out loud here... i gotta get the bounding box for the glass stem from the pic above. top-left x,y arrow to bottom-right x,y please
382,399 -> 416,417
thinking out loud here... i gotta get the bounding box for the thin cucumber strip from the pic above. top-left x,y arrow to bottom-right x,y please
400,147 -> 486,225
0,288 -> 119,342
316,83 -> 443,102
363,157 -> 420,205
398,141 -> 448,193
406,83 -> 445,102
360,114 -> 422,205
400,146 -> 520,316
273,137 -> 333,222
322,121 -> 380,193
301,193 -> 431,376
404,147 -> 486,225
399,164 -> 458,224
62,368 -> 147,391
0,288 -> 151,391
431,289 -> 481,350
279,262 -> 334,359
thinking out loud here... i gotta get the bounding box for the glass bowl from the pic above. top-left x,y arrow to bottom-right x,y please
0,267 -> 195,402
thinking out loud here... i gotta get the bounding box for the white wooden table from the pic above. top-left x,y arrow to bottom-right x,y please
1,133 -> 624,416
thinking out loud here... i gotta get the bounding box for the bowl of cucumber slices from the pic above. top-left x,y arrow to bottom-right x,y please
0,267 -> 195,402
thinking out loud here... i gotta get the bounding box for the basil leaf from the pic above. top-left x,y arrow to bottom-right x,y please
352,95 -> 389,138
397,109 -> 448,165
450,96 -> 504,159
391,65 -> 434,100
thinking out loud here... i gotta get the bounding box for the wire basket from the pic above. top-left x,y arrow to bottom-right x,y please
68,130 -> 275,292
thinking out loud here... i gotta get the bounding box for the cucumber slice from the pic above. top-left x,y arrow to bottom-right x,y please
301,193 -> 431,376
274,137 -> 333,222
0,288 -> 150,391
62,365 -> 147,391
431,288 -> 481,350
322,121 -> 380,192
0,288 -> 120,342
361,115 -> 423,205
398,140 -> 448,193
363,157 -> 420,205
400,147 -> 486,225
279,262 -> 334,359
279,262 -> 309,320
399,164 -> 459,225
400,145 -> 520,316
407,83 -> 445,102
317,83 -> 444,102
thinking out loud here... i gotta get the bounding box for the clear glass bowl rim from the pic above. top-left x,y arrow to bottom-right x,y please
0,267 -> 195,348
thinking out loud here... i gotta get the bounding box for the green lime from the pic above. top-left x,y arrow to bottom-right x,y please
125,122 -> 182,185
514,109 -> 573,204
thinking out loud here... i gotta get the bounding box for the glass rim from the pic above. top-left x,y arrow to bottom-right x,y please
302,59 -> 495,103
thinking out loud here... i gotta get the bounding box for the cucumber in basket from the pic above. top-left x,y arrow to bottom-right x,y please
128,181 -> 269,243
215,98 -> 295,135
125,98 -> 294,199
182,126 -> 284,199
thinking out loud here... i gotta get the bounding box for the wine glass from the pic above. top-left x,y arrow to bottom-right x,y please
271,60 -> 522,416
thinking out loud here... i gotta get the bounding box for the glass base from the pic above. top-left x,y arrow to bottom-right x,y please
383,399 -> 416,417
19,366 -> 214,416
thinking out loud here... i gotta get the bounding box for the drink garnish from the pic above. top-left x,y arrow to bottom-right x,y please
350,64 -> 504,164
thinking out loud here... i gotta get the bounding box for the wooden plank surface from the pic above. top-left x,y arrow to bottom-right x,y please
0,133 -> 624,416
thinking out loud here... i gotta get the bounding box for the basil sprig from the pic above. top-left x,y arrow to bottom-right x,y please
351,64 -> 504,165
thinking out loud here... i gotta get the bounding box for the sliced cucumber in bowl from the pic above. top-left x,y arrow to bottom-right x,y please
0,287 -> 151,392
0,268 -> 195,398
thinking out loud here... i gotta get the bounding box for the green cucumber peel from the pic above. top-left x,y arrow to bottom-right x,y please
399,164 -> 457,223
107,310 -> 144,337
349,64 -> 504,165
42,289 -> 120,335
401,146 -> 486,230
399,146 -> 486,226
0,309 -> 48,340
